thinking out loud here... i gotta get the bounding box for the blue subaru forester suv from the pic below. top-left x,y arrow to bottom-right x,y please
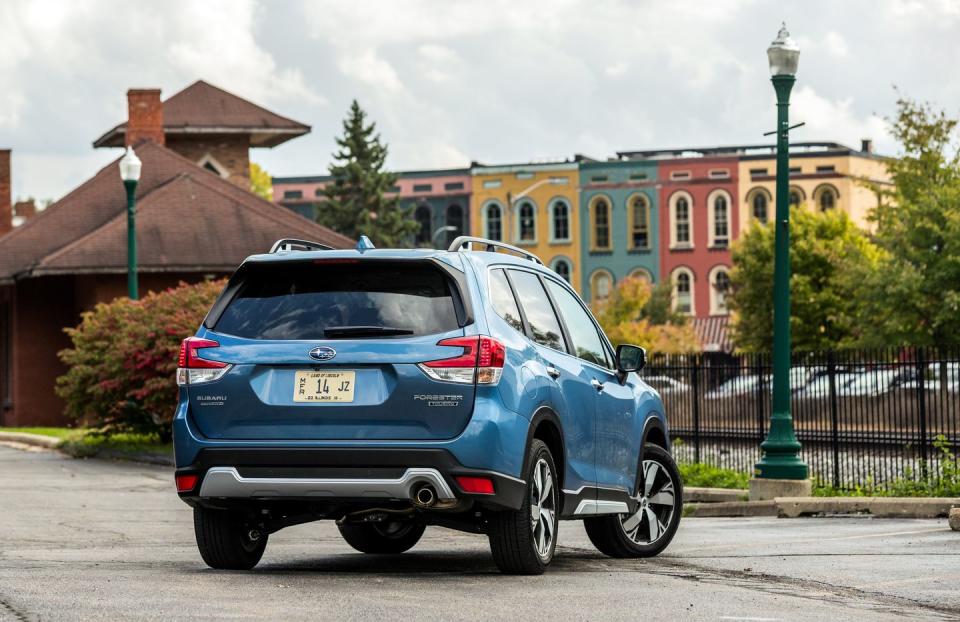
174,236 -> 682,574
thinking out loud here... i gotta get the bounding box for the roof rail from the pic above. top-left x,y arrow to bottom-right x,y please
447,236 -> 544,265
269,238 -> 336,253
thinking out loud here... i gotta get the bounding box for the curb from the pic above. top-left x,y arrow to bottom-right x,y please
950,508 -> 960,531
0,431 -> 62,449
685,496 -> 960,519
685,487 -> 749,503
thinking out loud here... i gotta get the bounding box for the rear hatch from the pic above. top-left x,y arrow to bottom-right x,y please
187,258 -> 476,440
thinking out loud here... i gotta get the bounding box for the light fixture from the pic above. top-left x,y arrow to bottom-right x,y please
118,146 -> 142,182
767,22 -> 800,77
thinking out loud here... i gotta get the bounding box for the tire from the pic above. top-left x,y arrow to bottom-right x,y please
584,443 -> 683,559
338,520 -> 426,554
487,439 -> 559,575
193,507 -> 268,570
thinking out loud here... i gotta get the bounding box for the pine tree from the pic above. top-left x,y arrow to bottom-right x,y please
318,100 -> 417,246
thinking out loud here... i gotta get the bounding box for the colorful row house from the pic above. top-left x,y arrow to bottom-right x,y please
272,141 -> 889,351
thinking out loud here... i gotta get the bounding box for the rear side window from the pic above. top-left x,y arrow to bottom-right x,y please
215,261 -> 459,340
488,269 -> 524,332
544,280 -> 610,368
508,270 -> 565,352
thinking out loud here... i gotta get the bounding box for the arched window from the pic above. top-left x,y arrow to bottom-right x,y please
414,205 -> 432,246
789,186 -> 805,208
816,184 -> 838,212
484,203 -> 502,241
591,270 -> 614,302
709,266 -> 731,315
628,267 -> 652,283
591,197 -> 611,250
446,204 -> 463,246
552,258 -> 572,283
672,268 -> 694,315
709,191 -> 730,248
518,201 -> 536,242
670,193 -> 693,248
750,189 -> 770,223
628,194 -> 650,250
550,199 -> 570,242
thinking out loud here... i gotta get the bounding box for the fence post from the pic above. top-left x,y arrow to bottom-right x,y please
827,350 -> 840,489
691,355 -> 701,463
916,347 -> 928,479
755,354 -> 765,442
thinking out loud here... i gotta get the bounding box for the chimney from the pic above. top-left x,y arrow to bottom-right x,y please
860,138 -> 873,154
0,149 -> 11,235
126,89 -> 164,146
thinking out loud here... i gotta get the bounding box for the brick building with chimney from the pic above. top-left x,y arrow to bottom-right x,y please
0,82 -> 350,427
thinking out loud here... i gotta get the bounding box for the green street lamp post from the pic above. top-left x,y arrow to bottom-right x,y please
754,24 -> 809,483
119,146 -> 142,300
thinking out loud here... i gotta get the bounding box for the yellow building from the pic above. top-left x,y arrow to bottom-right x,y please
737,141 -> 890,233
470,162 -> 581,290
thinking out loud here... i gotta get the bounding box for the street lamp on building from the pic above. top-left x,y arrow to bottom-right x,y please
432,225 -> 457,246
753,23 -> 809,493
119,146 -> 142,300
505,177 -> 567,242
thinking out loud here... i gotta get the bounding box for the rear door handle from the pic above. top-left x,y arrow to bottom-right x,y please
591,378 -> 604,392
546,366 -> 561,379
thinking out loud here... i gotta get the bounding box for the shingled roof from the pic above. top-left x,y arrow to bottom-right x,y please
0,141 -> 352,283
93,80 -> 310,148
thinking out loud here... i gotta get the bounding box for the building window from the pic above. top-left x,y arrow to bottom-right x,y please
484,203 -> 503,241
590,175 -> 609,183
198,154 -> 228,178
413,183 -> 433,193
482,179 -> 502,189
789,186 -> 805,208
749,189 -> 770,223
444,181 -> 465,191
816,184 -> 839,211
749,168 -> 768,178
550,199 -> 570,242
446,204 -> 464,246
628,194 -> 650,250
388,185 -> 401,193
628,268 -> 652,283
591,270 -> 614,302
708,169 -> 730,179
592,197 -> 611,250
670,171 -> 691,180
314,187 -> 325,197
709,191 -> 730,248
516,171 -> 534,180
414,205 -> 432,246
629,172 -> 648,181
789,166 -> 801,175
282,190 -> 303,200
518,201 -> 536,242
670,193 -> 693,247
816,165 -> 836,173
552,258 -> 572,283
672,268 -> 694,315
710,266 -> 731,315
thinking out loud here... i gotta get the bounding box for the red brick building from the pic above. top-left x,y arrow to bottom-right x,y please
0,83 -> 349,427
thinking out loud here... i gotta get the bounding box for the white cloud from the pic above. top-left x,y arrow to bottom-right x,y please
824,31 -> 849,58
792,86 -> 891,151
338,50 -> 403,92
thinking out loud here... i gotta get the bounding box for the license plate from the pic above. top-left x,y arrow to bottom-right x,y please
293,371 -> 356,403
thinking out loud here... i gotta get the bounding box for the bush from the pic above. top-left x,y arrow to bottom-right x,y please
678,462 -> 750,489
56,280 -> 225,441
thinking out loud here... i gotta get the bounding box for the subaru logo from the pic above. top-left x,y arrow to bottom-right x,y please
308,346 -> 336,361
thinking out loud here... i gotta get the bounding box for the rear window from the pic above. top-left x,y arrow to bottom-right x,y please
215,261 -> 460,340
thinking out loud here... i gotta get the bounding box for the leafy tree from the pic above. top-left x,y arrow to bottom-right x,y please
856,96 -> 960,346
728,207 -> 884,352
249,162 -> 273,201
592,277 -> 699,354
318,100 -> 417,246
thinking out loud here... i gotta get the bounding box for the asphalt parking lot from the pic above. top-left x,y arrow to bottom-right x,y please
1,443 -> 958,621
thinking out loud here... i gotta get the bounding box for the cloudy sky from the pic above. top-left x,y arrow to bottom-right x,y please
2,0 -> 959,201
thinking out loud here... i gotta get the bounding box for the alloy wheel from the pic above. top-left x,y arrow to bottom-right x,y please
620,458 -> 676,545
529,458 -> 556,559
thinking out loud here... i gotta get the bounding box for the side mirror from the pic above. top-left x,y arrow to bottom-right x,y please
616,344 -> 646,375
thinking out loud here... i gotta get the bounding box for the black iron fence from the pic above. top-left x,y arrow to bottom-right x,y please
642,347 -> 960,490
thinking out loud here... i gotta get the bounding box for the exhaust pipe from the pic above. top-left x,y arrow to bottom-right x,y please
413,484 -> 437,508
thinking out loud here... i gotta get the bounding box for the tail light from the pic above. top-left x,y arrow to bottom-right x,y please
455,476 -> 495,495
419,336 -> 505,385
176,337 -> 231,386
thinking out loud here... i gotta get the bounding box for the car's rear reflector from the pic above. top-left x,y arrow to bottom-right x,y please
175,474 -> 199,492
455,476 -> 495,495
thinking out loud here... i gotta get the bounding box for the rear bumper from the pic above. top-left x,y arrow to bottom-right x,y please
176,447 -> 526,511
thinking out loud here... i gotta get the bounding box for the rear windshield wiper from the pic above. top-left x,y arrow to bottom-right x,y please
323,326 -> 415,338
